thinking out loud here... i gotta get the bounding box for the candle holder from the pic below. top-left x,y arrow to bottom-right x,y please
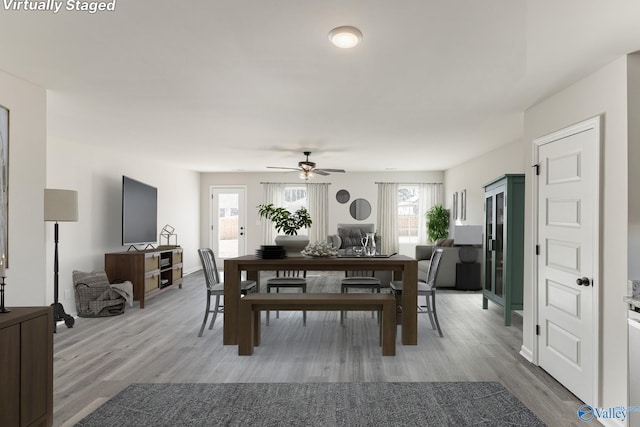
0,276 -> 9,313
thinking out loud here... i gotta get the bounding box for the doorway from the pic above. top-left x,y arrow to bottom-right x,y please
533,116 -> 600,406
210,187 -> 247,261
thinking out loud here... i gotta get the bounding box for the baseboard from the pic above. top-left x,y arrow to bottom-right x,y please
519,345 -> 534,363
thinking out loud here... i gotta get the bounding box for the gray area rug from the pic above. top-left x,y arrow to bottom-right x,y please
76,382 -> 546,426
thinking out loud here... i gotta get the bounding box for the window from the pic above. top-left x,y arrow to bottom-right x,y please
284,185 -> 308,235
398,185 -> 419,243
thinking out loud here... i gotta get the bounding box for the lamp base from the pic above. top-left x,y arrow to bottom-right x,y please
51,302 -> 75,332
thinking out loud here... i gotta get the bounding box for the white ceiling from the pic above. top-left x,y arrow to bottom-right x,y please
1,0 -> 640,173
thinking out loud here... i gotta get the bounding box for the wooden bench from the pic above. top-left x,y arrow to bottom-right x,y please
238,293 -> 396,356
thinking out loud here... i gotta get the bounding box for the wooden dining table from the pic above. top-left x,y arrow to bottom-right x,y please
223,254 -> 418,346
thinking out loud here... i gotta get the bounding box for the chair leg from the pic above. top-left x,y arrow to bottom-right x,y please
421,293 -> 434,330
302,284 -> 307,326
198,292 -> 211,337
209,295 -> 221,330
266,286 -> 271,326
340,286 -> 347,325
431,291 -> 443,337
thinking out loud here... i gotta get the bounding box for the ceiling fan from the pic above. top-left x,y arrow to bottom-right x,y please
267,151 -> 346,179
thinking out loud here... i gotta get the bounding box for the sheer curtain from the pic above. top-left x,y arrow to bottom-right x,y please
376,182 -> 399,255
306,183 -> 329,243
261,183 -> 285,245
417,183 -> 444,244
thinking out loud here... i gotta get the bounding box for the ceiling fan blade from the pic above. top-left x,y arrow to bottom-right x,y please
316,168 -> 345,173
313,170 -> 330,176
267,166 -> 300,171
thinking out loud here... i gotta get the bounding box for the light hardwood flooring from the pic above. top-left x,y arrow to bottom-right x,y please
53,271 -> 587,426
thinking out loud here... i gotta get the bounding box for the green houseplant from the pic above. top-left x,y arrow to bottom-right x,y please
425,204 -> 450,243
257,204 -> 312,236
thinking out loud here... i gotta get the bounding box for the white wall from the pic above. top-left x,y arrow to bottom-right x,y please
628,52 -> 640,279
45,136 -> 201,313
444,140 -> 525,230
200,170 -> 443,258
0,70 -> 47,306
524,56 -> 629,410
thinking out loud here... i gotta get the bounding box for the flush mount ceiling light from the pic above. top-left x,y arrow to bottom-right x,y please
328,26 -> 363,48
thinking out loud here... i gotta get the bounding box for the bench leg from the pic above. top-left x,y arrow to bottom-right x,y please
238,302 -> 254,355
253,308 -> 261,347
381,301 -> 396,356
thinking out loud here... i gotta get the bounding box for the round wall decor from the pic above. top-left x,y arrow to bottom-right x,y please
336,189 -> 350,204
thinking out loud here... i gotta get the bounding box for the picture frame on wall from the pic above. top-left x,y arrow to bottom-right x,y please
0,104 -> 8,267
452,192 -> 458,220
461,189 -> 467,221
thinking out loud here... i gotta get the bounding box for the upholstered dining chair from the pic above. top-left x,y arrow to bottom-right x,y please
340,270 -> 381,325
390,248 -> 444,337
197,248 -> 256,337
266,270 -> 307,326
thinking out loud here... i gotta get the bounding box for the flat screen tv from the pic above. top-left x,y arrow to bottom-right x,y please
122,176 -> 158,246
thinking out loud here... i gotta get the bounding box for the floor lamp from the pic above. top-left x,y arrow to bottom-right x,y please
44,189 -> 78,332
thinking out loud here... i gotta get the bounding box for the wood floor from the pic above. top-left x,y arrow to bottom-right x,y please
53,271 -> 587,426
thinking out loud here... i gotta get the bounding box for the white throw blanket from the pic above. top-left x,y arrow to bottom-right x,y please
110,281 -> 134,307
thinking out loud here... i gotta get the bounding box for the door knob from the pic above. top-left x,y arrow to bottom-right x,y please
576,277 -> 591,286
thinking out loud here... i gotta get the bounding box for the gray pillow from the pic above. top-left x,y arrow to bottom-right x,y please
338,228 -> 363,248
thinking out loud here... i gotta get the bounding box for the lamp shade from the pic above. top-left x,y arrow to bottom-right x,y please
44,189 -> 78,222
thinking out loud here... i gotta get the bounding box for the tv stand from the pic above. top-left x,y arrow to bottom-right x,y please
105,247 -> 183,308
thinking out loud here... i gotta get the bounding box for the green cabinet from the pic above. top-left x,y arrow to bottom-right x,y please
482,174 -> 525,326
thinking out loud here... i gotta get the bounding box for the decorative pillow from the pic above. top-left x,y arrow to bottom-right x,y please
337,228 -> 363,249
72,269 -> 110,288
436,238 -> 454,247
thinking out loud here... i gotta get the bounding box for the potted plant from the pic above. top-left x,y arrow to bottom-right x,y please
257,203 -> 312,255
425,204 -> 450,244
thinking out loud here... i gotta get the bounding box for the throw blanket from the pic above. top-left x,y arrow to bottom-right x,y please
110,281 -> 134,307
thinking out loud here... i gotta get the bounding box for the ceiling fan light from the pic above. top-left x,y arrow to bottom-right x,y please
299,170 -> 313,180
328,26 -> 362,48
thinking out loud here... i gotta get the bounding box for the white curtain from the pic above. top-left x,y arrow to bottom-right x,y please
261,183 -> 285,244
306,183 -> 329,244
376,182 -> 399,255
417,183 -> 444,244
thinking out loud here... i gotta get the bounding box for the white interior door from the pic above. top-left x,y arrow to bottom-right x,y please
534,117 -> 600,406
210,187 -> 246,261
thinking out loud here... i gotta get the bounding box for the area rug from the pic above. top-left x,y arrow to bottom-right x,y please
75,382 -> 545,426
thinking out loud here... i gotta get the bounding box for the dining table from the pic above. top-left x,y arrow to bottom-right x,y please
223,254 -> 418,346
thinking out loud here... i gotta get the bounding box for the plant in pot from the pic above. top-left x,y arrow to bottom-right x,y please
425,204 -> 450,244
257,204 -> 312,256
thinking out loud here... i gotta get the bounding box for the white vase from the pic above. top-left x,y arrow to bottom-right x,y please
275,235 -> 309,257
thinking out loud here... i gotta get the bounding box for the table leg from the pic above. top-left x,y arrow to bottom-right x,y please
223,259 -> 241,345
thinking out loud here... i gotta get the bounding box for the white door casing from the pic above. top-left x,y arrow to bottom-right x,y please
210,186 -> 247,261
533,116 -> 600,407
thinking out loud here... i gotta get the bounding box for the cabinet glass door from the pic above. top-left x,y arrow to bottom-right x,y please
495,190 -> 505,297
485,194 -> 494,292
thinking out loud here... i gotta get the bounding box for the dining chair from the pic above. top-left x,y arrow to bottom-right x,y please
197,248 -> 256,337
266,270 -> 307,326
340,270 -> 381,324
390,248 -> 444,337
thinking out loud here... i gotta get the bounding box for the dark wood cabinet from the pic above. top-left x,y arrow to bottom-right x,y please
105,248 -> 183,308
0,307 -> 54,427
